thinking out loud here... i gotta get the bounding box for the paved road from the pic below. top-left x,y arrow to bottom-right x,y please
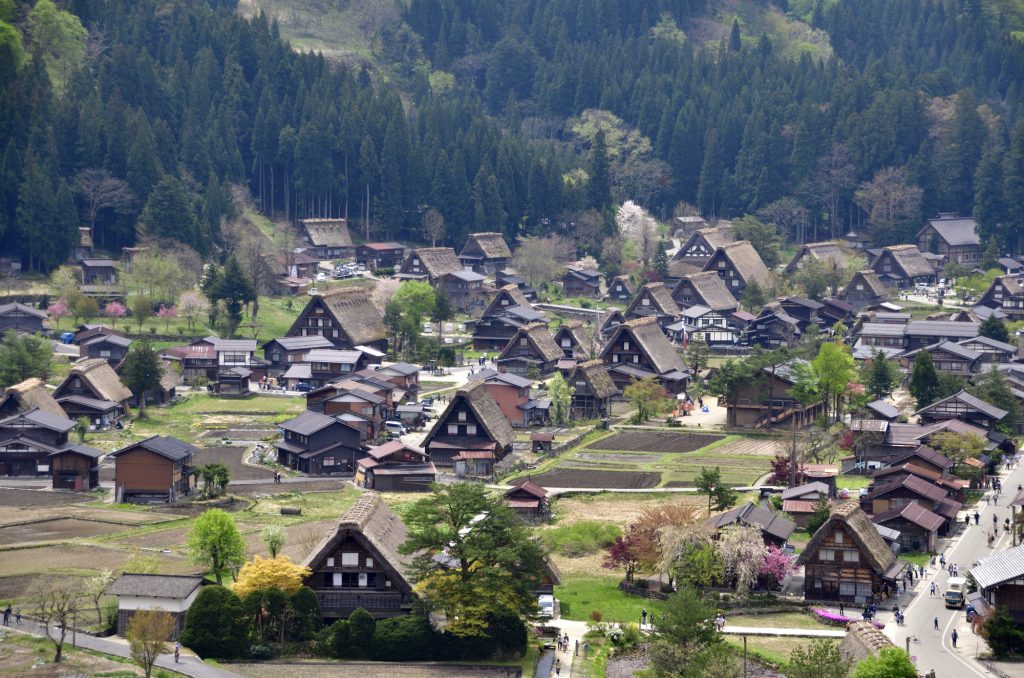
887,459 -> 1024,678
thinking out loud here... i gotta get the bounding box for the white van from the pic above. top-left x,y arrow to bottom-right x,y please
384,420 -> 407,437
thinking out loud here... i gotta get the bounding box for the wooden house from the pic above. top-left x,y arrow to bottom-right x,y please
53,358 -> 133,425
470,284 -> 547,350
82,333 -> 132,366
50,444 -> 103,490
784,241 -> 848,276
276,410 -> 363,475
111,436 -> 196,503
917,214 -> 981,267
495,269 -> 536,301
871,502 -> 943,552
467,369 -> 536,427
900,340 -> 982,377
568,360 -> 618,420
553,320 -> 600,361
625,282 -> 681,329
671,271 -> 738,314
0,408 -> 75,476
80,258 -> 119,285
357,242 -> 406,270
722,359 -> 825,429
496,323 -> 563,377
606,276 -> 634,303
560,266 -> 603,298
107,574 -> 206,640
0,302 -> 48,335
301,492 -> 415,620
459,232 -> 511,274
599,308 -> 626,336
374,363 -> 421,399
904,320 -> 978,351
746,303 -> 802,349
442,269 -> 488,314
971,546 -> 1024,623
778,297 -> 826,331
301,218 -> 354,259
504,480 -> 550,521
0,378 -> 65,419
670,304 -> 738,346
181,338 -> 218,384
395,247 -> 463,284
286,287 -> 388,352
261,335 -> 334,375
841,271 -> 888,311
914,390 -> 1008,428
864,399 -> 900,422
355,440 -> 435,492
708,501 -> 796,548
819,298 -> 855,327
422,380 -> 514,471
702,240 -> 770,299
668,226 -> 736,280
599,316 -> 690,395
781,481 -> 831,502
302,348 -> 372,388
285,249 -> 320,279
870,245 -> 936,288
979,275 -> 1024,321
958,336 -> 1018,365
797,503 -> 907,603
864,471 -> 962,532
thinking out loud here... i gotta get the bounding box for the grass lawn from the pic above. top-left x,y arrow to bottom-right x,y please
837,474 -> 872,490
724,635 -> 834,668
727,611 -> 826,630
556,574 -> 665,624
252,488 -> 362,521
572,634 -> 611,678
900,551 -> 933,567
788,528 -> 811,553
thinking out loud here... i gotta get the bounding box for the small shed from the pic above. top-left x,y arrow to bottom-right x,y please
453,450 -> 495,477
217,367 -> 252,397
531,432 -> 554,453
106,573 -> 206,639
49,444 -> 103,491
504,480 -> 550,521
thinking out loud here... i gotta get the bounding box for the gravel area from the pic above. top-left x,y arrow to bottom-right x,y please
194,445 -> 276,481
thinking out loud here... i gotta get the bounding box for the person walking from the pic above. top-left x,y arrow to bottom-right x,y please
839,602 -> 844,616
2,606 -> 9,626
584,641 -> 590,658
14,608 -> 20,624
975,512 -> 980,525
934,616 -> 940,630
174,641 -> 181,663
642,608 -> 648,627
952,629 -> 959,648
575,639 -> 579,656
930,582 -> 937,596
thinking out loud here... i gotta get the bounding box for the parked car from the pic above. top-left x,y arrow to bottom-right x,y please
294,382 -> 313,393
538,594 -> 554,619
384,420 -> 407,437
60,332 -> 75,344
316,272 -> 327,282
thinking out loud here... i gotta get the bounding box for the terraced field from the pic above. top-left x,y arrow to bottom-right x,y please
587,431 -> 723,452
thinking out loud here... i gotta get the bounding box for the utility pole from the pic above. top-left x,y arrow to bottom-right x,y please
743,635 -> 748,677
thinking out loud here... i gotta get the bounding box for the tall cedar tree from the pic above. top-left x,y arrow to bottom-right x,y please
864,349 -> 899,400
207,257 -> 256,335
120,339 -> 163,415
909,351 -> 940,408
979,315 -> 1010,343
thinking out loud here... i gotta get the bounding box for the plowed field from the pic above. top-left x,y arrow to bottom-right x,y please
523,469 -> 661,489
587,432 -> 723,452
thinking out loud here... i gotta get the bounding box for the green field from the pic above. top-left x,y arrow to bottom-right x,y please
556,574 -> 665,623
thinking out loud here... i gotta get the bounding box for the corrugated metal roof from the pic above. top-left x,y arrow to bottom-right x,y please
972,545 -> 1024,590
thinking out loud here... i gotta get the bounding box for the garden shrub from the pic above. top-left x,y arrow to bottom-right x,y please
329,619 -> 350,658
180,585 -> 251,658
539,521 -> 622,557
348,608 -> 376,656
245,644 -> 275,660
985,608 -> 1024,657
288,586 -> 322,641
486,611 -> 527,657
371,614 -> 436,660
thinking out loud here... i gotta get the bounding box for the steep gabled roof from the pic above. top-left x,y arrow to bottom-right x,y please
672,271 -> 738,311
406,248 -> 464,278
913,389 -> 1008,420
63,358 -> 133,403
780,481 -> 830,501
797,502 -> 896,575
365,440 -> 427,462
709,501 -> 796,542
499,323 -> 563,363
280,410 -> 343,436
461,232 -> 511,259
785,241 -> 847,274
424,380 -> 515,449
315,287 -> 387,346
302,218 -> 353,247
872,502 -> 944,532
902,340 -> 982,362
0,378 -> 65,417
704,241 -> 770,285
626,282 -> 681,318
601,317 -> 686,376
569,359 -> 618,399
919,216 -> 979,247
868,473 -> 948,503
891,445 -> 955,471
482,284 -> 535,318
301,492 -> 414,592
879,244 -> 934,278
0,302 -> 48,319
843,270 -> 888,298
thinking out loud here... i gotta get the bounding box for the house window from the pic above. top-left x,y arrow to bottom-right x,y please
341,552 -> 359,567
272,352 -> 281,362
561,338 -> 571,347
448,424 -> 458,435
856,284 -> 864,291
844,549 -> 859,563
366,558 -> 374,567
820,549 -> 834,562
520,337 -> 528,346
612,354 -> 619,363
327,557 -> 335,567
839,582 -> 856,597
642,297 -> 650,306
718,260 -> 725,268
458,411 -> 467,422
359,573 -> 368,587
467,424 -> 477,435
623,340 -> 630,350
731,279 -> 739,287
834,532 -> 844,544
100,350 -> 111,357
323,457 -> 335,466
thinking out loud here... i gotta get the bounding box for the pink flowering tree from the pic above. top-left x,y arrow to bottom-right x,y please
760,545 -> 796,590
104,301 -> 127,329
49,298 -> 69,330
156,304 -> 177,333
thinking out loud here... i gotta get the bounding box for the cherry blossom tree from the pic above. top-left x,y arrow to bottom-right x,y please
715,524 -> 764,595
104,301 -> 126,329
156,304 -> 177,332
49,298 -> 68,330
760,545 -> 795,589
176,290 -> 209,333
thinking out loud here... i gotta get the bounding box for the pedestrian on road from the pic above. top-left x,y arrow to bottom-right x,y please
930,582 -> 937,596
642,608 -> 647,626
15,608 -> 20,624
174,641 -> 181,663
575,639 -> 579,656
994,514 -> 999,527
940,554 -> 946,566
952,629 -> 959,648
975,512 -> 980,525
934,616 -> 940,630
584,641 -> 589,658
839,602 -> 844,616
965,515 -> 970,527
555,659 -> 561,676
2,606 -> 9,625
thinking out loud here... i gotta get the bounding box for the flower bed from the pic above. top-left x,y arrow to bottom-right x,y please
811,607 -> 884,629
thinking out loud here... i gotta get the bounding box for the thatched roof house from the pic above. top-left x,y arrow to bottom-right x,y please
0,378 -> 65,418
301,492 -> 416,619
496,322 -> 564,376
423,380 -> 515,468
286,286 -> 387,351
702,240 -> 770,297
672,271 -> 738,312
55,359 -> 133,405
784,241 -> 848,275
397,247 -> 464,282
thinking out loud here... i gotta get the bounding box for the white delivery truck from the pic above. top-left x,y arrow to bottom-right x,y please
945,577 -> 966,609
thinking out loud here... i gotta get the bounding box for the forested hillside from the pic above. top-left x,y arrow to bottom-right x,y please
2,0 -> 1024,270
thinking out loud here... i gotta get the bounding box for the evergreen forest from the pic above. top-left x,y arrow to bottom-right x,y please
3,0 -> 1024,270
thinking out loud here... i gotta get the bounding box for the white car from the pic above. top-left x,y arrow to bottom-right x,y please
538,594 -> 554,618
316,272 -> 327,282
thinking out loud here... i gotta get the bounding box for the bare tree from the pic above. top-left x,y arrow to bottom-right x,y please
74,169 -> 135,241
511,236 -> 563,288
853,166 -> 923,245
756,197 -> 810,244
801,143 -> 855,240
238,237 -> 275,296
421,207 -> 445,248
31,579 -> 80,662
84,569 -> 116,629
127,609 -> 175,678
